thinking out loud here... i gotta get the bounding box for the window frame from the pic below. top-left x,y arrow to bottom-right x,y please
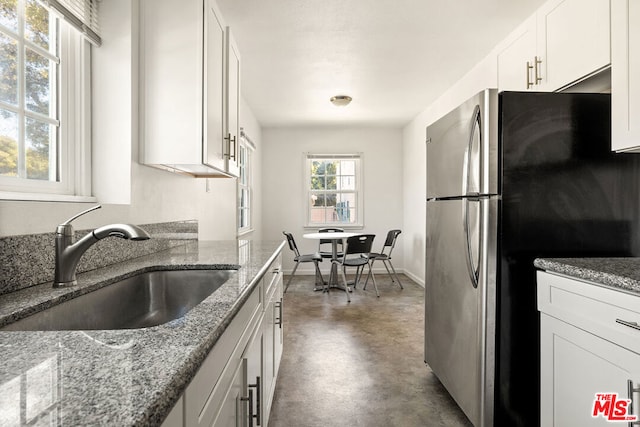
304,153 -> 364,229
0,2 -> 93,202
237,133 -> 253,235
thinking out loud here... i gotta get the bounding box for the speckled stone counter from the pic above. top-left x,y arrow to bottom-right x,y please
0,239 -> 286,426
534,258 -> 640,296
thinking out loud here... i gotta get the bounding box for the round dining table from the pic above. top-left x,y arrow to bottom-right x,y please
303,232 -> 357,291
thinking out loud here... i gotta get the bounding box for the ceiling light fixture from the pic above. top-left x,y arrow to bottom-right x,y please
330,95 -> 352,107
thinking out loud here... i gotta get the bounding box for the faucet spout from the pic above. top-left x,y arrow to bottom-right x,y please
52,207 -> 151,287
92,224 -> 151,241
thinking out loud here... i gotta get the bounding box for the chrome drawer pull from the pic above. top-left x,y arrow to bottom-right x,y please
616,319 -> 640,331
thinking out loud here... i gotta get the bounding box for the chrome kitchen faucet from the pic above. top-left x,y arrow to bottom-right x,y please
53,205 -> 151,287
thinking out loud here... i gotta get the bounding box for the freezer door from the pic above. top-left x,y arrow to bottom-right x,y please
426,89 -> 498,199
425,197 -> 497,427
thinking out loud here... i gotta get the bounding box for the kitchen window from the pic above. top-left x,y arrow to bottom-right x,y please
0,0 -> 94,201
238,132 -> 254,234
305,153 -> 363,228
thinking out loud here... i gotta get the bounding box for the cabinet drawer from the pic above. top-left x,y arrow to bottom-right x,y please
537,271 -> 640,354
185,282 -> 262,426
264,254 -> 282,298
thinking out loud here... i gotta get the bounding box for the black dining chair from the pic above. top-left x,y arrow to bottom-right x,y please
317,227 -> 344,260
333,234 -> 378,302
364,229 -> 403,290
283,232 -> 324,293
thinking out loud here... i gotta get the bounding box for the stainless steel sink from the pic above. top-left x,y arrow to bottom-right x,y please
2,269 -> 235,331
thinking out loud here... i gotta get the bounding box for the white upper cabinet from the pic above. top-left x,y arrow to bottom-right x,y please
224,31 -> 241,177
140,0 -> 239,177
611,0 -> 640,152
497,15 -> 537,91
203,0 -> 226,172
497,0 -> 610,92
535,0 -> 610,91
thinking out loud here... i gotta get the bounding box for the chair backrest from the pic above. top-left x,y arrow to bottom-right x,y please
282,231 -> 300,257
381,229 -> 402,256
318,227 -> 344,249
344,234 -> 375,256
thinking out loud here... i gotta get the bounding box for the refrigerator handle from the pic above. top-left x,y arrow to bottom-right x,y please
463,197 -> 480,289
462,105 -> 482,197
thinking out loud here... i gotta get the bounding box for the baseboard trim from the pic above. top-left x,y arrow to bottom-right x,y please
283,266 -> 425,288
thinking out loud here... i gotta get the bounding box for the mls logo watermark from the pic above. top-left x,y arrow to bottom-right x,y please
592,393 -> 638,422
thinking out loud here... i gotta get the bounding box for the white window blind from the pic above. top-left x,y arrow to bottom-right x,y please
42,0 -> 101,45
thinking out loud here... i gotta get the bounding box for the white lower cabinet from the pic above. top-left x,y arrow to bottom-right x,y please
263,263 -> 284,423
166,251 -> 284,427
538,271 -> 640,426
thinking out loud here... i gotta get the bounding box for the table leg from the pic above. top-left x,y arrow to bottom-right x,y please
328,239 -> 350,292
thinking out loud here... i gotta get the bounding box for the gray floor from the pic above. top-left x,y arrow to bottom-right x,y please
268,271 -> 473,427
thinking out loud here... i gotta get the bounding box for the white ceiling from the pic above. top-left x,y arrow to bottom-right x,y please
216,0 -> 547,127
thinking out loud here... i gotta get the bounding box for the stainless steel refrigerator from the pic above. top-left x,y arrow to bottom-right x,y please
424,89 -> 640,427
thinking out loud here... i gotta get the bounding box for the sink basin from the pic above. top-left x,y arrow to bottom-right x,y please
2,269 -> 235,331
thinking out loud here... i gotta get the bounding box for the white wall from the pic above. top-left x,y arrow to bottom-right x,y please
401,53 -> 498,286
262,127 -> 404,276
0,0 -> 260,241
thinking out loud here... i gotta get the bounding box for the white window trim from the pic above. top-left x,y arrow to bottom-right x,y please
237,132 -> 254,236
303,153 -> 364,229
0,15 -> 93,202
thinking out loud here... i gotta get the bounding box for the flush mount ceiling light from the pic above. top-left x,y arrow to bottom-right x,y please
330,95 -> 353,107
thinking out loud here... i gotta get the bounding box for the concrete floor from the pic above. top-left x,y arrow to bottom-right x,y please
268,272 -> 473,427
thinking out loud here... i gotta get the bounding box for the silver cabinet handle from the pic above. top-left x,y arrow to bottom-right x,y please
224,133 -> 237,160
627,380 -> 640,427
248,376 -> 261,426
617,319 -> 640,331
275,298 -> 283,329
240,389 -> 254,427
534,56 -> 542,85
526,61 -> 534,89
232,134 -> 237,161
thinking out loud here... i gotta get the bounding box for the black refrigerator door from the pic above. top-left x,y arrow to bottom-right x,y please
496,91 -> 640,427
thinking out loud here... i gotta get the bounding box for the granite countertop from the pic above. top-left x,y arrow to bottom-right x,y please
534,257 -> 640,296
0,239 -> 286,426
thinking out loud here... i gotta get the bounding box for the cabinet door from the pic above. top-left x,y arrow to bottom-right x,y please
263,270 -> 284,424
496,15 -> 537,91
612,0 -> 640,152
140,0 -> 204,165
540,314 -> 640,426
273,277 -> 284,379
211,363 -> 244,427
536,0 -> 610,91
225,31 -> 241,177
204,0 -> 226,171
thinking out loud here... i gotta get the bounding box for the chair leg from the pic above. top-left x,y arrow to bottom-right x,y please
382,259 -> 393,278
385,260 -> 403,289
352,265 -> 364,289
368,262 -> 379,297
284,261 -> 300,293
363,259 -> 375,289
337,263 -> 351,303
